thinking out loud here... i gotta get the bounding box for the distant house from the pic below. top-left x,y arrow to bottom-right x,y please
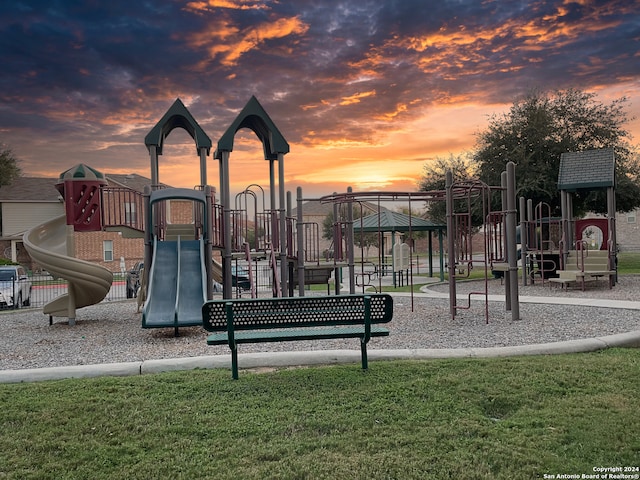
0,174 -> 155,272
617,209 -> 640,251
0,177 -> 64,267
290,199 -> 393,260
584,209 -> 640,252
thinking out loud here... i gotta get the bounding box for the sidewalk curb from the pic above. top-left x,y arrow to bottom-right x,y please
1,330 -> 638,383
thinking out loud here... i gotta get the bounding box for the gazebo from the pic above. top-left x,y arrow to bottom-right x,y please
354,210 -> 446,281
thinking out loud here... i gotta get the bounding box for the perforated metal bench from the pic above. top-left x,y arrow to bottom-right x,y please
202,294 -> 394,379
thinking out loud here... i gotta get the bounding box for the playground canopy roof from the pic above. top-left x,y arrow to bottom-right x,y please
215,96 -> 289,161
354,210 -> 446,234
558,148 -> 615,191
144,98 -> 212,156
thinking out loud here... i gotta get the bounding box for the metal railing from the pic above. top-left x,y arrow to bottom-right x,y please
10,264 -> 282,311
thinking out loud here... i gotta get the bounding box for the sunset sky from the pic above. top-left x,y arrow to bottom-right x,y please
1,0 -> 639,200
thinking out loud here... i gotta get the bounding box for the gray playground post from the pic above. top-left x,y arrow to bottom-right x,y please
296,187 -> 305,296
65,222 -> 76,326
220,150 -> 233,299
333,195 -> 341,295
278,152 -> 288,297
205,185 -> 213,300
519,196 -> 528,286
501,171 -> 512,312
347,186 -> 355,294
506,161 -> 520,321
445,170 -> 456,318
143,185 -> 152,303
199,147 -> 207,187
561,190 -> 569,268
607,184 -> 617,285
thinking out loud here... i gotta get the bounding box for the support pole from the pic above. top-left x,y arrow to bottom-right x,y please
347,186 -> 355,294
199,147 -> 207,187
506,162 -> 520,321
333,196 -> 341,295
278,153 -> 288,297
519,196 -> 527,286
205,186 -> 213,300
143,186 -> 152,302
501,171 -> 511,312
149,145 -> 158,187
607,185 -> 617,284
66,223 -> 76,326
221,151 -> 233,299
561,190 -> 569,268
296,187 -> 305,296
445,171 -> 456,318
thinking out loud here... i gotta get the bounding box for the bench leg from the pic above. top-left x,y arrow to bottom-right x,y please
360,340 -> 368,370
231,348 -> 239,380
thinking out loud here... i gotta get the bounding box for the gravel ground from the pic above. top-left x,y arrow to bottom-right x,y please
1,275 -> 639,371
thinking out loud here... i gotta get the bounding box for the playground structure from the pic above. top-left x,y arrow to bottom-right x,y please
441,149 -> 619,321
21,95 -> 618,329
23,166 -> 114,325
442,162 -> 521,323
517,148 -> 618,289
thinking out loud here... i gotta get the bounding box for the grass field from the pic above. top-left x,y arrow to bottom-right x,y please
1,349 -> 638,480
375,252 -> 640,292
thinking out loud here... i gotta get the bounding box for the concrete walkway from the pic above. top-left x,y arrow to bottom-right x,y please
1,291 -> 639,383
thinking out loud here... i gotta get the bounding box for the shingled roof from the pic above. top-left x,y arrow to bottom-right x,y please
0,177 -> 60,202
0,172 -> 160,203
558,148 -> 615,191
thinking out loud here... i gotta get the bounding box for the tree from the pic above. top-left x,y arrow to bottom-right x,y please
0,144 -> 21,186
419,152 -> 477,224
474,88 -> 640,216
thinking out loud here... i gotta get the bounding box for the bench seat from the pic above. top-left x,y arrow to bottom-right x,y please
202,294 -> 394,379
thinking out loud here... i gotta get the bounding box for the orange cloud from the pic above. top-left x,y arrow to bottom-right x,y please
339,90 -> 376,106
184,0 -> 268,14
350,2 -> 625,84
183,15 -> 309,68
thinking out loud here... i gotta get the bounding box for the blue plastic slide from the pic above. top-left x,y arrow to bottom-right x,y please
142,237 -> 207,334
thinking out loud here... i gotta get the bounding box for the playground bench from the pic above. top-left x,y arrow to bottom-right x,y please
201,294 -> 394,379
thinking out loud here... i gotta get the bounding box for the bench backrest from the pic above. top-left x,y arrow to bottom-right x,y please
202,294 -> 393,332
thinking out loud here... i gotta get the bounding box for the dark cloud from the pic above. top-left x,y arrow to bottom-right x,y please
0,0 -> 638,182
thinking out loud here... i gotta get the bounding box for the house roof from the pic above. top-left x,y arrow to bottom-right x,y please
291,199 -> 387,217
354,210 -> 446,233
106,173 -> 161,192
0,172 -> 159,202
0,177 -> 61,202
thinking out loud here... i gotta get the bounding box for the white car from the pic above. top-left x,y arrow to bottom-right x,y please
0,265 -> 32,308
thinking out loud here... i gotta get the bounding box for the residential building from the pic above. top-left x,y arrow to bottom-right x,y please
0,174 -> 154,273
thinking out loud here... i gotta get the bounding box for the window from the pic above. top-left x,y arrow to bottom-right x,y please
627,211 -> 636,224
124,202 -> 137,224
103,240 -> 114,262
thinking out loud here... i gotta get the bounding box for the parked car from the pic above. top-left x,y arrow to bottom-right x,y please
0,265 -> 32,308
126,261 -> 144,298
232,265 -> 251,290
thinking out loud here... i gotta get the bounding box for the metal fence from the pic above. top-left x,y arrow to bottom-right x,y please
1,273 -> 132,311
7,265 -> 280,311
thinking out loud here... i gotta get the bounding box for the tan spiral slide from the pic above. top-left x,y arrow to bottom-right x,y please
23,215 -> 113,323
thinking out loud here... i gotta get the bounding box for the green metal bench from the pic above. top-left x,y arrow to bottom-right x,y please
201,294 -> 394,379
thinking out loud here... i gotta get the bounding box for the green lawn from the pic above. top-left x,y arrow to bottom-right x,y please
617,252 -> 640,274
1,349 -> 638,479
